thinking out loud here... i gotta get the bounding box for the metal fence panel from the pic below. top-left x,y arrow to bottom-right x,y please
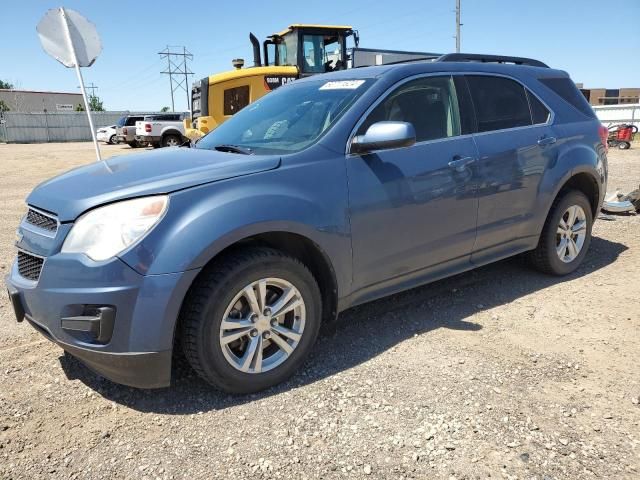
1,111 -> 160,143
593,104 -> 640,128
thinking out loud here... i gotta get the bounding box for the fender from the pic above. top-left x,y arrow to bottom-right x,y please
160,127 -> 183,138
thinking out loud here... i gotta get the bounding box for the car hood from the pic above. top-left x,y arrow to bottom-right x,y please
27,147 -> 281,221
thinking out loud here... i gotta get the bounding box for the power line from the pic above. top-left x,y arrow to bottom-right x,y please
159,46 -> 194,114
455,0 -> 461,53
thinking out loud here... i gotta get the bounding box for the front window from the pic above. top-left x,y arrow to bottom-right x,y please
197,78 -> 374,154
301,34 -> 343,73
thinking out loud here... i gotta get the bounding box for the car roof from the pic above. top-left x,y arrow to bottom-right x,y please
296,60 -> 568,84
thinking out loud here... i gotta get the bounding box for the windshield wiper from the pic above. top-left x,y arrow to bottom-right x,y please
213,144 -> 254,155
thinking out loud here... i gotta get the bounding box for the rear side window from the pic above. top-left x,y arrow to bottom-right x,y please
538,77 -> 596,118
224,86 -> 250,116
125,116 -> 142,126
527,91 -> 550,124
466,76 -> 531,132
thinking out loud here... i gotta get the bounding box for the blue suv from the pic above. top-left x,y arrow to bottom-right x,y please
6,54 -> 608,393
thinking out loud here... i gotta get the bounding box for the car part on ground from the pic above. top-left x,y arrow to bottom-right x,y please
601,186 -> 640,213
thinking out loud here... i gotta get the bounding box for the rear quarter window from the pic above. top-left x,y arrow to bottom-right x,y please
538,77 -> 596,118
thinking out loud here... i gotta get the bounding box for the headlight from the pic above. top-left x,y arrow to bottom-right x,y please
62,196 -> 168,261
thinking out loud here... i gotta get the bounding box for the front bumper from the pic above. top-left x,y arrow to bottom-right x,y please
5,253 -> 199,389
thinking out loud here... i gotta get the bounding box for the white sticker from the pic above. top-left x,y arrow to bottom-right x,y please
319,80 -> 365,90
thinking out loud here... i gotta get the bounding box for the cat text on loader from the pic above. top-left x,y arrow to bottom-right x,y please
185,24 -> 357,140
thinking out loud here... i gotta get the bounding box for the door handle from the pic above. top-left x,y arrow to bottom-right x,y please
537,136 -> 557,147
448,156 -> 476,172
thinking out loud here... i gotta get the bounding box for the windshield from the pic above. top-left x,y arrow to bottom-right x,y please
197,79 -> 374,154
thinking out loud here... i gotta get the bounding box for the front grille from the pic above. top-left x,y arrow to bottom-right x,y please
17,251 -> 44,281
25,208 -> 58,233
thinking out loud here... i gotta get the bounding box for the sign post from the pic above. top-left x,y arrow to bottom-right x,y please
37,7 -> 103,162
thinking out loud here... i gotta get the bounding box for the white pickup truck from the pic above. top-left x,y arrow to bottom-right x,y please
134,113 -> 189,147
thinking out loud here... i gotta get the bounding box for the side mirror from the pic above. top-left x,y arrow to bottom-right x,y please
350,121 -> 416,155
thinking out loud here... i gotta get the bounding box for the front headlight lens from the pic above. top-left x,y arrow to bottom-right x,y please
62,195 -> 168,261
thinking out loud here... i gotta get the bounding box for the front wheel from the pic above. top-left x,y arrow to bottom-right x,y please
618,141 -> 631,150
528,190 -> 593,275
180,248 -> 322,393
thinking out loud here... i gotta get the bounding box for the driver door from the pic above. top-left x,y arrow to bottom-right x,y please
346,75 -> 479,291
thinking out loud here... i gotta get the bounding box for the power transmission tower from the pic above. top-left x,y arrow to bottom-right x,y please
455,0 -> 461,53
159,46 -> 194,114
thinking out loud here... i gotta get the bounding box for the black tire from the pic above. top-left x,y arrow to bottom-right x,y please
528,190 -> 593,275
162,134 -> 181,148
108,134 -> 117,145
619,142 -> 631,150
180,247 -> 322,393
127,141 -> 139,148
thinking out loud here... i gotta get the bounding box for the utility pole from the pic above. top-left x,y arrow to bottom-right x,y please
455,0 -> 461,53
159,46 -> 194,114
80,82 -> 99,97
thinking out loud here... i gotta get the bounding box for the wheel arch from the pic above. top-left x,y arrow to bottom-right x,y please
161,128 -> 183,139
556,170 -> 600,218
172,229 -> 340,359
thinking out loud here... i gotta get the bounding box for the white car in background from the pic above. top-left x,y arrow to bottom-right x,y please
96,125 -> 118,144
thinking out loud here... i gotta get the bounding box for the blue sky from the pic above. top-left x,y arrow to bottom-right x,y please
2,0 -> 639,111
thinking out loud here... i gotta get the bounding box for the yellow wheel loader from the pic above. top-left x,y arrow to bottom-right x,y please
185,24 -> 358,140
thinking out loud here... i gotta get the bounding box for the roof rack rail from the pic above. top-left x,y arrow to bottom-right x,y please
437,53 -> 549,68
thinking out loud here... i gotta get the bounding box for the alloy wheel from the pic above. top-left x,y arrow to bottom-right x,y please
219,278 -> 306,374
556,205 -> 587,263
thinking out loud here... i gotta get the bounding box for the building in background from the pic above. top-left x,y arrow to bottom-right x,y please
0,89 -> 83,113
577,84 -> 640,106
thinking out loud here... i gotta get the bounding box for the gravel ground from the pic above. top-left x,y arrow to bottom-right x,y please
0,142 -> 639,480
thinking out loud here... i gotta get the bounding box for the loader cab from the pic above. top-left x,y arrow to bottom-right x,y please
186,24 -> 358,140
264,24 -> 357,75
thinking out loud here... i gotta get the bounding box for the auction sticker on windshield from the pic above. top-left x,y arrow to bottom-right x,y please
319,80 -> 365,90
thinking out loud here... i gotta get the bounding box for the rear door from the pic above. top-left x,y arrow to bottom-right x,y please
462,74 -> 557,263
347,75 -> 479,290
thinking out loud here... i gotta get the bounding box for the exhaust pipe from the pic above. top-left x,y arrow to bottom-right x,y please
249,33 -> 262,67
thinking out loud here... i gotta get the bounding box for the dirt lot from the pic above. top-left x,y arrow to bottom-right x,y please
0,142 -> 639,480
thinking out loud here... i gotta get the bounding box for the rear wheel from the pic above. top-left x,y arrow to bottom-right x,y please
618,141 -> 631,150
180,247 -> 322,393
162,134 -> 181,147
528,190 -> 593,275
108,134 -> 117,145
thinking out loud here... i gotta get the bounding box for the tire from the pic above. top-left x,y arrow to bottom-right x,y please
162,134 -> 181,147
528,190 -> 593,275
108,134 -> 117,145
180,247 -> 322,393
619,142 -> 631,150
